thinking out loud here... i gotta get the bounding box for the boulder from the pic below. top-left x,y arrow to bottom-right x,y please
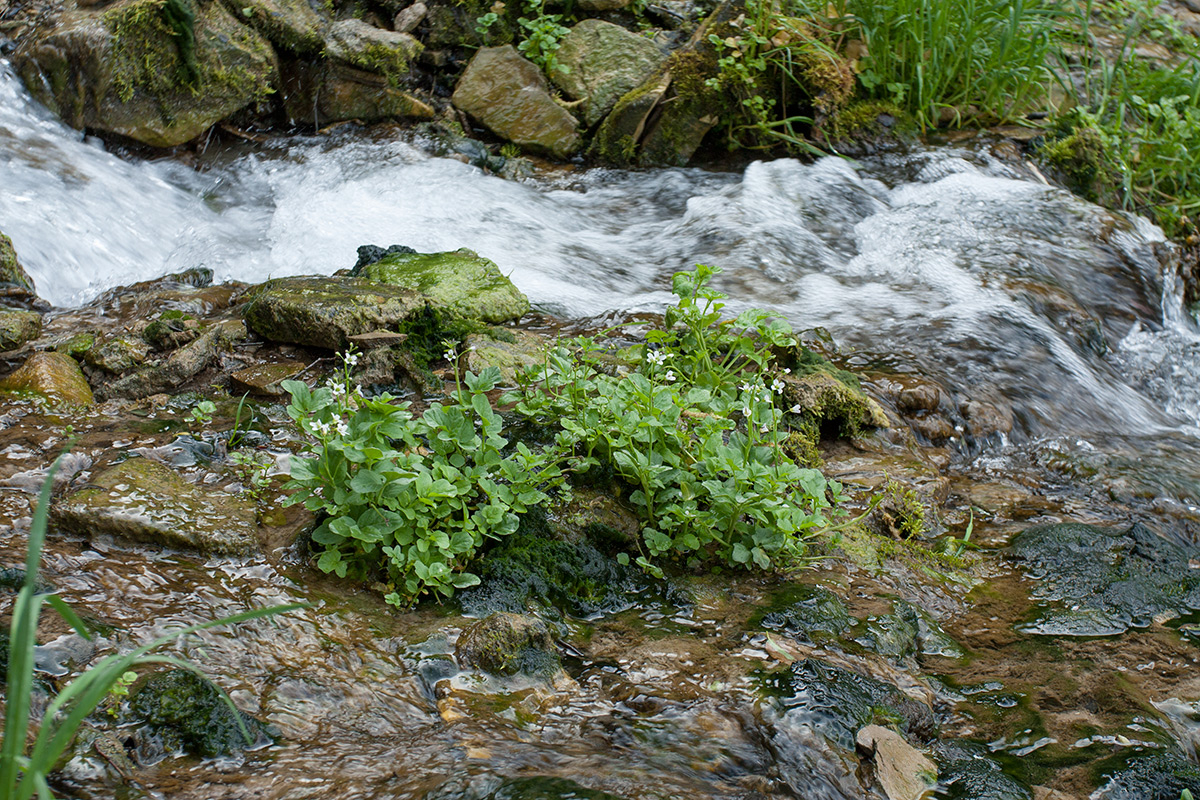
552,20 -> 667,127
13,0 -> 278,148
451,45 -> 581,159
83,334 -> 150,373
100,319 -> 246,399
454,612 -> 558,676
52,457 -> 259,554
324,19 -> 421,82
855,725 -> 937,800
0,232 -> 39,307
216,0 -> 326,53
0,309 -> 42,351
0,352 -> 94,406
281,60 -> 434,126
241,276 -> 424,350
356,248 -> 529,324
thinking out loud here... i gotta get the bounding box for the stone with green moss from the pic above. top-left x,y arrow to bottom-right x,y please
55,332 -> 96,358
13,0 -> 278,148
216,0 -> 326,53
552,20 -> 667,127
0,351 -> 94,406
781,367 -> 889,444
0,310 -> 42,351
358,248 -> 529,324
281,61 -> 433,125
454,612 -> 559,677
323,19 -> 421,84
102,319 -> 246,399
452,46 -> 581,160
0,232 -> 37,297
759,584 -> 857,644
52,457 -> 258,554
130,668 -> 271,758
241,276 -> 424,350
84,334 -> 150,373
463,329 -> 545,384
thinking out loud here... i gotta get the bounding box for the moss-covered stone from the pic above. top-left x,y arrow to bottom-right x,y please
102,319 -> 245,399
932,740 -> 1031,800
759,584 -> 857,644
464,329 -> 546,385
13,0 -> 278,148
552,20 -> 668,127
84,334 -> 150,373
1094,750 -> 1200,800
0,232 -> 38,297
0,309 -> 42,351
216,0 -> 326,53
281,60 -> 434,125
451,46 -> 581,160
357,248 -> 529,324
454,611 -> 559,677
781,364 -> 889,445
130,668 -> 271,758
52,457 -> 259,554
0,351 -> 94,406
1009,521 -> 1200,636
323,19 -> 421,84
241,276 -> 424,350
143,310 -> 201,350
54,332 -> 97,358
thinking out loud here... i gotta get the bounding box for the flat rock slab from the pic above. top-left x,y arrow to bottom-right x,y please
231,361 -> 308,397
452,45 -> 580,159
241,276 -> 424,350
53,458 -> 258,555
358,248 -> 529,323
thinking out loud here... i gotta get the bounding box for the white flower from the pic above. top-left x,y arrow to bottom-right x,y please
771,378 -> 785,394
444,348 -> 458,361
663,370 -> 676,383
782,368 -> 791,374
789,404 -> 803,414
739,381 -> 755,394
311,419 -> 332,436
742,406 -> 753,417
760,424 -> 769,433
343,352 -> 359,367
647,350 -> 669,366
336,420 -> 349,436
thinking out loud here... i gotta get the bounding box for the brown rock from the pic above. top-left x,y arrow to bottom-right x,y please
0,352 -> 94,406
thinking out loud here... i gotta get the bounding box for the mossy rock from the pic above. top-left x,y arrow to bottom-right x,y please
84,334 -> 150,373
101,319 -> 246,399
130,668 -> 272,758
454,611 -> 559,677
143,310 -> 201,350
763,658 -> 936,751
0,232 -> 38,299
781,369 -> 889,443
52,457 -> 259,554
13,0 -> 278,148
552,20 -> 668,127
54,332 -> 97,358
0,309 -> 42,351
464,329 -> 546,385
281,60 -> 434,125
241,276 -> 425,350
357,248 -> 529,324
1009,521 -> 1200,636
215,0 -> 326,53
1094,750 -> 1200,800
323,19 -> 421,84
932,740 -> 1031,800
0,351 -> 94,406
759,584 -> 857,645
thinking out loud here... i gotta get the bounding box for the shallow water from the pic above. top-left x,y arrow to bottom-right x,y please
3,53 -> 1200,800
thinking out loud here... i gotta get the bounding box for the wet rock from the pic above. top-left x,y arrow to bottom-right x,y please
101,320 -> 245,399
357,247 -> 529,324
281,60 -> 434,125
54,332 -> 97,359
932,740 -> 1031,800
241,276 -> 424,350
324,19 -> 421,80
760,584 -> 857,644
451,46 -> 581,160
0,232 -> 39,307
0,351 -> 95,406
231,360 -> 307,397
552,20 -> 667,127
782,370 -> 890,442
130,668 -> 272,758
454,612 -> 559,677
765,659 -> 936,751
142,310 -> 201,350
83,334 -> 150,373
1009,521 -> 1200,636
856,724 -> 937,800
860,601 -> 964,660
459,511 -> 642,619
463,329 -> 545,385
0,309 -> 42,351
1094,750 -> 1200,800
13,0 -> 278,148
52,457 -> 258,554
392,1 -> 426,33
217,0 -> 325,53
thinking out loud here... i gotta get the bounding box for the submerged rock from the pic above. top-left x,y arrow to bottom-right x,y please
932,740 -> 1031,800
0,309 -> 42,351
357,248 -> 529,324
241,276 -> 424,350
451,46 -> 581,160
231,360 -> 307,397
760,584 -> 857,644
1094,750 -> 1200,800
552,20 -> 667,127
13,0 -> 278,147
52,457 -> 258,554
130,668 -> 272,758
0,351 -> 94,406
454,612 -> 559,677
1009,521 -> 1200,636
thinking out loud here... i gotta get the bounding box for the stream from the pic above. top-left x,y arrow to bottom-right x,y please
3,51 -> 1200,799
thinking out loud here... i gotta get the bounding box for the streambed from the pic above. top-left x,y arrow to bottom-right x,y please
2,54 -> 1200,800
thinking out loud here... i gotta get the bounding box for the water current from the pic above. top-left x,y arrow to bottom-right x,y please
3,52 -> 1200,799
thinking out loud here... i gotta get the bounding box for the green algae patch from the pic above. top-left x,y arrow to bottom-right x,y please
130,668 -> 272,758
358,248 -> 529,324
241,275 -> 424,350
758,583 -> 857,645
0,351 -> 94,407
52,457 -> 258,554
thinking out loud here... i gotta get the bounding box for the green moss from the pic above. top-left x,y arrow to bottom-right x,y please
106,0 -> 188,102
394,304 -> 487,381
875,477 -> 926,540
359,248 -> 529,323
130,668 -> 272,758
1039,115 -> 1121,206
757,583 -> 857,644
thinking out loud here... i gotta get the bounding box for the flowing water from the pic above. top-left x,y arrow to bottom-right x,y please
3,51 -> 1200,799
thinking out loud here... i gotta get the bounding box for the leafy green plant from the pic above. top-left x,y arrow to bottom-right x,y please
282,350 -> 566,606
0,456 -> 301,799
516,0 -> 571,75
504,265 -> 846,576
189,399 -> 216,426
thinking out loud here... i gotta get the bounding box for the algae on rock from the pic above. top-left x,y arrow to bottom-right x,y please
130,669 -> 272,758
0,351 -> 94,407
357,248 -> 530,324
